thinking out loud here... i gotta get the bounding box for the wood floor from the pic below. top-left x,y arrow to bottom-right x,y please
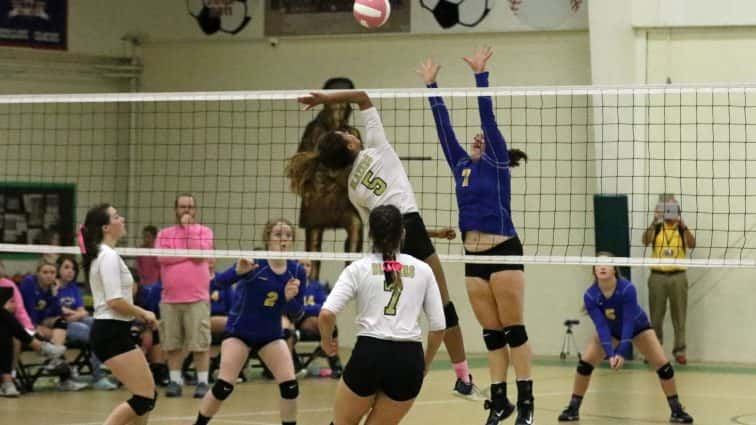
2,356 -> 754,425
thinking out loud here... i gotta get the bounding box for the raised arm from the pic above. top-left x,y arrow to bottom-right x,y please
417,58 -> 468,168
584,291 -> 615,358
616,283 -> 640,359
298,90 -> 372,111
463,47 -> 510,163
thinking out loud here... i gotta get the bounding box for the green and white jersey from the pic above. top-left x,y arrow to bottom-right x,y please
322,253 -> 445,342
348,107 -> 419,224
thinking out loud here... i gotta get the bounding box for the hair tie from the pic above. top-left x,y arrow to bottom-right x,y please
77,225 -> 87,254
382,260 -> 402,272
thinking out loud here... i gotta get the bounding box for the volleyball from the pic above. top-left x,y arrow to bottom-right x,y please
353,0 -> 391,29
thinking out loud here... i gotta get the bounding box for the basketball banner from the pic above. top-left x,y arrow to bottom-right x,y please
0,0 -> 67,49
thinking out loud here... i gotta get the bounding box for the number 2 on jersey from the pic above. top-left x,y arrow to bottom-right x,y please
263,291 -> 278,307
383,280 -> 402,316
462,168 -> 472,187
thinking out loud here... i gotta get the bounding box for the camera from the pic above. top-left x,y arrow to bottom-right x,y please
662,201 -> 680,221
564,319 -> 579,326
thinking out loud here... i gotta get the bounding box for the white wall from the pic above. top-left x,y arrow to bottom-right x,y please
4,0 -> 756,363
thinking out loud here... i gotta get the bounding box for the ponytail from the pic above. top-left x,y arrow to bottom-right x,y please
508,148 -> 528,168
81,204 -> 112,279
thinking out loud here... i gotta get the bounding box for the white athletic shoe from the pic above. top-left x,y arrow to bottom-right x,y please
0,382 -> 20,397
59,379 -> 88,391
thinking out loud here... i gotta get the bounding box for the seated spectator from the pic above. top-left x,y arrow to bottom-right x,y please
19,259 -> 87,391
2,286 -> 67,397
56,255 -> 116,390
295,259 -> 343,378
136,225 -> 161,286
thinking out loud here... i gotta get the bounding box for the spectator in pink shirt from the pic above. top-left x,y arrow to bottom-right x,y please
156,193 -> 214,399
0,261 -> 33,332
136,225 -> 160,285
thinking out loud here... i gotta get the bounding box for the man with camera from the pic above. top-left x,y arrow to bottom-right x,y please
642,195 -> 695,365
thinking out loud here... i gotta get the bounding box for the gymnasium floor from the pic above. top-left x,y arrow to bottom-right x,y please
3,356 -> 754,425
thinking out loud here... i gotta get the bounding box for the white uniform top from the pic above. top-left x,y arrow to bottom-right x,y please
322,253 -> 445,342
89,244 -> 135,321
348,107 -> 420,224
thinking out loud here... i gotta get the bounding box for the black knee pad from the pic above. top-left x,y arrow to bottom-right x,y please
483,329 -> 507,351
576,360 -> 594,376
657,362 -> 674,380
444,302 -> 459,329
282,328 -> 294,339
279,379 -> 299,399
127,392 -> 157,416
503,325 -> 528,348
211,379 -> 234,400
53,317 -> 68,330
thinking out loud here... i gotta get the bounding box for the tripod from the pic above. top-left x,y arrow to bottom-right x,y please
560,320 -> 581,361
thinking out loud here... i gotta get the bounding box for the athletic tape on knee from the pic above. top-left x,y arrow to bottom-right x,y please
576,360 -> 594,376
483,328 -> 507,351
503,325 -> 528,348
127,392 -> 156,416
212,379 -> 234,400
53,317 -> 68,330
657,362 -> 674,380
444,302 -> 459,328
278,379 -> 299,399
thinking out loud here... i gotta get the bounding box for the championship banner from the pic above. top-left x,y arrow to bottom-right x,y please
0,0 -> 67,49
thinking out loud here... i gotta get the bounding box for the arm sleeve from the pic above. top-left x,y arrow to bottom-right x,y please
616,284 -> 639,358
360,107 -> 391,150
322,265 -> 359,315
19,279 -> 40,326
6,281 -> 34,330
99,251 -> 125,302
214,264 -> 242,287
187,225 -> 214,251
155,229 -> 188,265
427,82 -> 468,168
584,292 -> 615,358
475,72 -> 510,164
422,266 -> 446,331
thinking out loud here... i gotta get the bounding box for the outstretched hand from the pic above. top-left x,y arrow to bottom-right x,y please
463,46 -> 493,73
416,58 -> 441,85
298,92 -> 329,111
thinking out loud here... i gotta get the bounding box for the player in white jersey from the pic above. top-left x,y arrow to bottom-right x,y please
289,90 -> 477,398
81,204 -> 158,425
319,205 -> 445,425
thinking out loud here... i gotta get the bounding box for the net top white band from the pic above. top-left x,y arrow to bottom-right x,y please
2,83 -> 756,104
1,244 -> 754,269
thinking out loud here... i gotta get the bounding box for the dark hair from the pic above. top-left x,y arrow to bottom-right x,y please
286,131 -> 355,195
322,77 -> 354,90
508,148 -> 528,168
369,205 -> 405,292
317,131 -> 355,170
56,254 -> 80,283
81,204 -> 112,278
174,193 -> 195,208
142,225 -> 158,237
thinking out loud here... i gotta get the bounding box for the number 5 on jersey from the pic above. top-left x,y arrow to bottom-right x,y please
361,170 -> 387,196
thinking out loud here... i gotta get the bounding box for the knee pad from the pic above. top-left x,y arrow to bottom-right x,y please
444,302 -> 459,329
279,379 -> 299,399
483,329 -> 507,351
211,379 -> 234,401
657,362 -> 674,380
127,392 -> 157,416
282,328 -> 297,342
576,360 -> 594,376
332,326 -> 339,338
53,317 -> 68,330
503,325 -> 528,348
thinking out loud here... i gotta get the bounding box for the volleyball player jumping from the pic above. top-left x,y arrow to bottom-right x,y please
419,47 -> 534,425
